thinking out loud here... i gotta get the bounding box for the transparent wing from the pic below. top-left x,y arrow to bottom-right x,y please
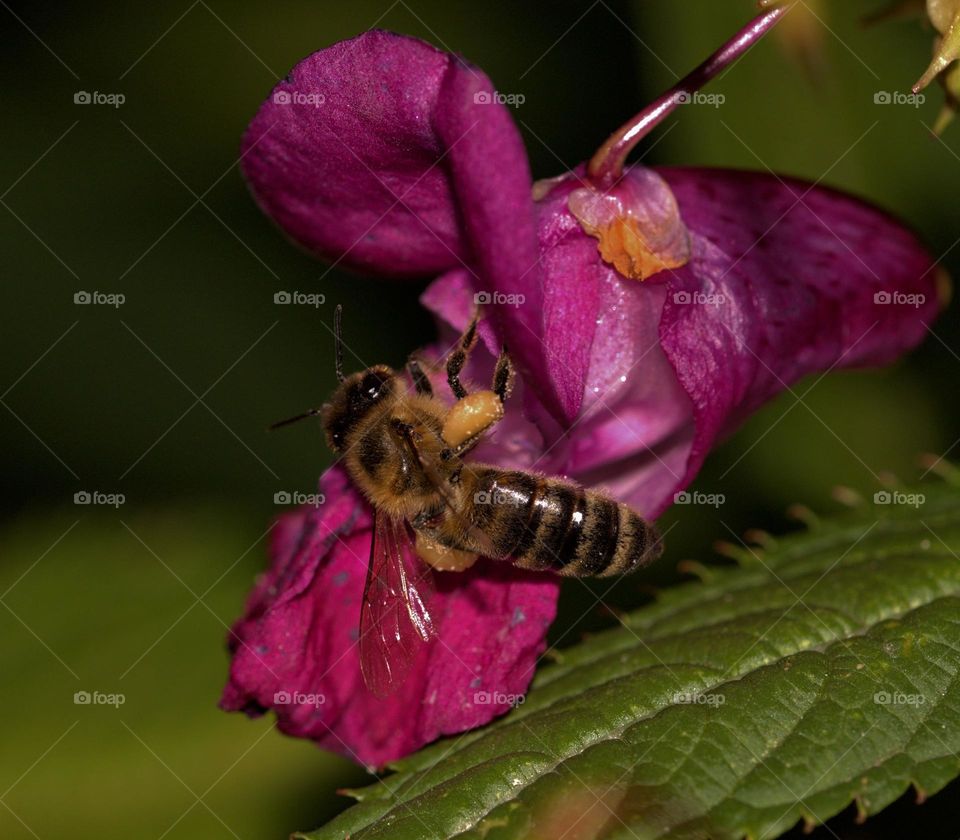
359,511 -> 437,697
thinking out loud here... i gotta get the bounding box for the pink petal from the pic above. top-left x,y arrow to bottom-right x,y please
220,466 -> 557,768
657,167 -> 941,504
241,31 -> 461,277
535,175 -> 603,423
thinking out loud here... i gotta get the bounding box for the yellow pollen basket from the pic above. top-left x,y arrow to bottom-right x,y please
442,390 -> 503,448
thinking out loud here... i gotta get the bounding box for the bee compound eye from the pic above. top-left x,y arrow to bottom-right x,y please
361,372 -> 389,400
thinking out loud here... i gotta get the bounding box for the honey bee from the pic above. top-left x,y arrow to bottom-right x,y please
273,306 -> 662,695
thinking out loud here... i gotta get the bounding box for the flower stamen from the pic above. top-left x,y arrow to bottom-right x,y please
568,168 -> 690,281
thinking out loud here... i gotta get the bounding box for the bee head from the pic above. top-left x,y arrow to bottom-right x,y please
270,306 -> 398,451
322,365 -> 396,452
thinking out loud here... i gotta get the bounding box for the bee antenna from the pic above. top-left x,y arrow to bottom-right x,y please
334,304 -> 345,383
268,407 -> 322,431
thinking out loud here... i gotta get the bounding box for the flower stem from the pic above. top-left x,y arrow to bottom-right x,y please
587,5 -> 788,187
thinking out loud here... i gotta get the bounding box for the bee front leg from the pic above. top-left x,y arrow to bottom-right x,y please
492,347 -> 514,404
406,356 -> 433,396
445,315 -> 478,400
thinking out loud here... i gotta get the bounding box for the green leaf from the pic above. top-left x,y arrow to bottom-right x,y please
302,480 -> 960,839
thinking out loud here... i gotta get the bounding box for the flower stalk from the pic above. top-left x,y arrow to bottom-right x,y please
587,5 -> 787,188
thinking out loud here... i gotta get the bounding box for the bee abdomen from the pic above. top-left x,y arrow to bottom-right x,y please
472,470 -> 661,578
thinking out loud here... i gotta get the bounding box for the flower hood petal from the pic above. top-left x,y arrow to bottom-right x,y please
424,166 -> 942,517
242,30 -> 462,276
242,30 -> 566,418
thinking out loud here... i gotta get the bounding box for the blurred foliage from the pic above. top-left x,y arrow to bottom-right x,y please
0,507 -> 368,837
1,0 -> 958,837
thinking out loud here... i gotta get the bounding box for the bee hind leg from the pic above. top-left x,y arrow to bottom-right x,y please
441,319 -> 513,457
441,389 -> 504,456
440,348 -> 512,457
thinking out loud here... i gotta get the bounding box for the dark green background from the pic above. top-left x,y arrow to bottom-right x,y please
2,1 -> 958,837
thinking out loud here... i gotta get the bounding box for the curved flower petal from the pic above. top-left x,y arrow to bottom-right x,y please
220,467 -> 557,768
536,177 -> 604,425
242,31 -> 565,417
242,31 -> 460,276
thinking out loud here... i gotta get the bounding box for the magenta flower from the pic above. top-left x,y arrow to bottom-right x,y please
221,9 -> 944,767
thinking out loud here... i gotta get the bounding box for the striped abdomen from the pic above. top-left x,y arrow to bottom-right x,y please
466,468 -> 661,577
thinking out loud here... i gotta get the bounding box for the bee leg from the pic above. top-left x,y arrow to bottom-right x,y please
391,418 -> 415,436
445,315 -> 478,400
440,318 -> 511,457
407,357 -> 433,396
492,346 -> 514,404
